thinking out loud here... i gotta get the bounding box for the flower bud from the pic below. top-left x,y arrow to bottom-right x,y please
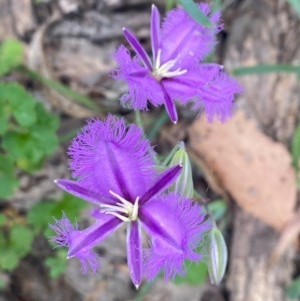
206,226 -> 228,285
168,142 -> 194,198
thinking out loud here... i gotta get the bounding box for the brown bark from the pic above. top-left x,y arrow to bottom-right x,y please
223,1 -> 300,300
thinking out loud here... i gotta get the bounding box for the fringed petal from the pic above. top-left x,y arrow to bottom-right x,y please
160,3 -> 222,68
49,214 -> 102,274
112,45 -> 164,110
68,115 -> 156,200
163,64 -> 242,122
191,64 -> 243,122
50,214 -> 123,273
140,194 -> 210,280
49,214 -> 76,248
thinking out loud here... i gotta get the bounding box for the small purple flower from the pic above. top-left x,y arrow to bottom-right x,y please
50,115 -> 209,288
113,4 -> 242,123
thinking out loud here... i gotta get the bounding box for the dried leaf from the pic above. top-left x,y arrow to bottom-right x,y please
188,111 -> 297,230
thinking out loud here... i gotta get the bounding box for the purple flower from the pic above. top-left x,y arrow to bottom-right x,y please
50,115 -> 209,288
113,4 -> 242,124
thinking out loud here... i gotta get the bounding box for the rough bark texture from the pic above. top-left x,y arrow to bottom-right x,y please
223,0 -> 300,300
226,207 -> 292,301
224,0 -> 300,144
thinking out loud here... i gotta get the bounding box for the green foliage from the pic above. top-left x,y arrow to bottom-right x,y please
28,193 -> 87,277
0,154 -> 19,198
178,0 -> 213,27
166,0 -> 176,10
0,215 -> 6,226
0,82 -> 59,197
292,124 -> 300,170
233,64 -> 300,76
28,193 -> 87,235
0,39 -> 23,76
292,124 -> 300,185
0,224 -> 34,271
285,276 -> 300,299
45,249 -> 68,278
207,199 -> 227,221
287,0 -> 300,17
0,194 -> 86,276
174,261 -> 207,285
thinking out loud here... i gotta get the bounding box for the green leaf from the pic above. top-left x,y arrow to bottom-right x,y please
0,39 -> 24,76
34,102 -> 59,131
0,154 -> 19,198
52,194 -> 87,223
28,201 -> 57,232
29,194 -> 86,233
178,0 -> 212,27
3,132 -> 43,169
286,276 -> 300,299
233,64 -> 300,76
51,194 -> 87,222
45,249 -> 68,278
292,124 -> 300,170
174,261 -> 207,285
287,0 -> 300,17
0,105 -> 9,134
0,251 -> 19,271
0,172 -> 19,198
0,214 -> 6,226
10,225 -> 34,255
0,82 -> 37,127
166,0 -> 177,10
0,233 -> 6,247
207,199 -> 227,221
2,97 -> 59,172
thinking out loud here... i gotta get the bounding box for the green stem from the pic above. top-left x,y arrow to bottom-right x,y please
147,111 -> 169,141
18,66 -> 100,112
135,111 -> 144,134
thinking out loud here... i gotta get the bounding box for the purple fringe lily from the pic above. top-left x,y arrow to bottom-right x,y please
113,4 -> 242,123
50,115 -> 209,288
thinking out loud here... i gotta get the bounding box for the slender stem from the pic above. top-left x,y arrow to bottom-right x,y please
135,111 -> 144,134
147,110 -> 169,140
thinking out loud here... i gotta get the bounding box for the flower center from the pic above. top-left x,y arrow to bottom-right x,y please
152,49 -> 187,81
100,190 -> 140,222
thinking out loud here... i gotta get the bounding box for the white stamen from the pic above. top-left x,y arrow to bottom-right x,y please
109,190 -> 133,207
152,49 -> 187,80
106,212 -> 131,222
100,191 -> 140,222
